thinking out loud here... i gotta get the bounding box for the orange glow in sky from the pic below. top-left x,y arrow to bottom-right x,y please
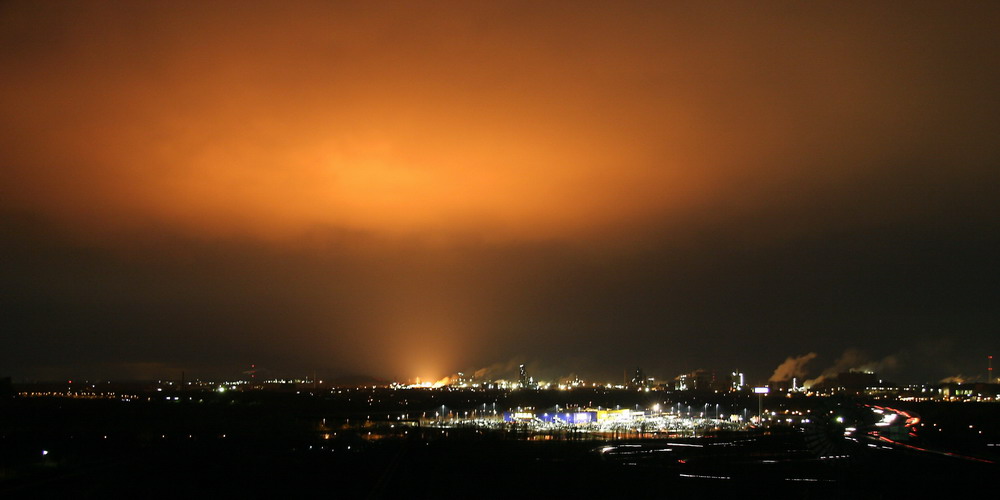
2,2 -> 998,382
2,2 -> 927,246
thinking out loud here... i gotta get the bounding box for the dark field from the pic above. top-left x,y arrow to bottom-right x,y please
2,390 -> 997,498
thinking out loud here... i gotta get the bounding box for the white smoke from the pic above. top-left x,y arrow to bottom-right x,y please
769,352 -> 817,382
803,349 -> 901,387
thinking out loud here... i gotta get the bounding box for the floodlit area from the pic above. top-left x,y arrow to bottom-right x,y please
422,409 -> 749,437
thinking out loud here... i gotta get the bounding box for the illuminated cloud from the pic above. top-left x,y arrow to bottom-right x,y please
1,2 -> 998,381
3,2 -> 995,247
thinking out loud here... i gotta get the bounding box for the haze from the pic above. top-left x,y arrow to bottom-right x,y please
2,1 -> 998,384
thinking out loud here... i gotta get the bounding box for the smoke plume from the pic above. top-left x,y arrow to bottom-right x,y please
769,352 -> 817,382
803,349 -> 902,387
471,357 -> 527,382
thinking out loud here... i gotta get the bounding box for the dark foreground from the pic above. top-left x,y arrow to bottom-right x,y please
2,392 -> 997,498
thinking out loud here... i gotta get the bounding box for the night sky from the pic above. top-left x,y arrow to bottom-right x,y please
2,1 -> 998,385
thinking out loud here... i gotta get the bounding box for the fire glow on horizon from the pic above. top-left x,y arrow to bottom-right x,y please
1,2 -> 998,383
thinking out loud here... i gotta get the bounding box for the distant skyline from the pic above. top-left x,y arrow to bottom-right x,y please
2,2 -> 998,384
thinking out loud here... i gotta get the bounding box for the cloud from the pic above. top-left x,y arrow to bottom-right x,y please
1,2 -> 998,383
2,2 -> 997,249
